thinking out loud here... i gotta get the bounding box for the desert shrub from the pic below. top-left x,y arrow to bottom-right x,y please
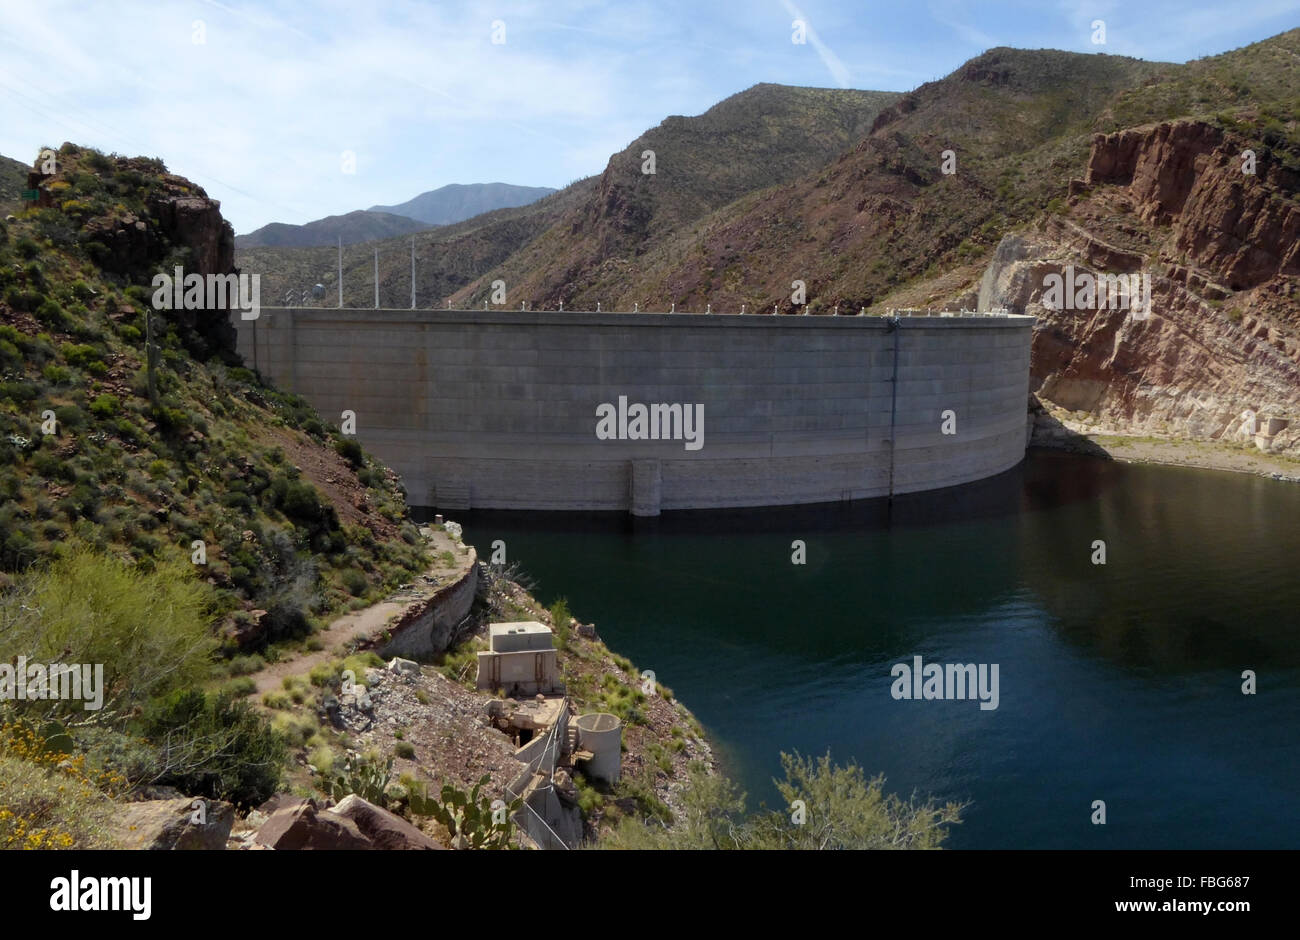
35,299 -> 71,332
59,343 -> 101,369
0,380 -> 40,402
548,597 -> 572,648
260,603 -> 311,645
599,754 -> 965,850
138,689 -> 287,811
3,286 -> 43,312
88,393 -> 119,418
41,363 -> 73,385
341,568 -> 368,596
0,545 -> 217,721
334,438 -> 364,468
53,404 -> 82,431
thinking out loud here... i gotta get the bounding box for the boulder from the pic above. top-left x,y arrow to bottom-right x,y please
253,799 -> 373,850
331,794 -> 444,850
112,797 -> 235,850
387,657 -> 420,678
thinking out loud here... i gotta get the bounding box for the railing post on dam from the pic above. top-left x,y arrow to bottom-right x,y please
887,314 -> 901,503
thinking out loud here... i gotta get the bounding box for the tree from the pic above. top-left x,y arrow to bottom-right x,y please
599,752 -> 964,850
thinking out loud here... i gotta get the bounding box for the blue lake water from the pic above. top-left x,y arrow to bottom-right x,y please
448,452 -> 1300,848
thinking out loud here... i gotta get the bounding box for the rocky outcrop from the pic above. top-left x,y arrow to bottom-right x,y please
111,797 -> 235,850
253,798 -> 374,850
32,145 -> 239,359
248,795 -> 444,850
331,794 -> 443,850
982,229 -> 1300,452
980,121 -> 1300,455
1088,121 -> 1300,289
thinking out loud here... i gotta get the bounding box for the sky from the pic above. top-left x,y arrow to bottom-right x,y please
1,0 -> 1296,234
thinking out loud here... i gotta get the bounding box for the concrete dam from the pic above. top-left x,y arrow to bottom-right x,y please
233,308 -> 1035,515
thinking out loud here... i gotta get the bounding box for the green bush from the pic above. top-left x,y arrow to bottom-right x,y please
41,364 -> 73,385
139,689 -> 287,811
341,568 -> 368,596
0,380 -> 40,402
3,286 -> 43,312
35,299 -> 71,332
599,754 -> 965,850
0,544 -> 218,721
548,597 -> 572,648
334,438 -> 364,469
260,603 -> 311,645
88,393 -> 119,418
53,404 -> 82,431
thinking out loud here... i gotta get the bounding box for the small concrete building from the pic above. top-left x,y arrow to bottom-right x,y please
476,622 -> 559,696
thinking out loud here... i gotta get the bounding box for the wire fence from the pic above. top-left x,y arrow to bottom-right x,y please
259,239 -> 1026,317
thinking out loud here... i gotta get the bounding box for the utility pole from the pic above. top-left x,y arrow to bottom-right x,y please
374,247 -> 379,309
410,238 -> 416,310
337,236 -> 342,308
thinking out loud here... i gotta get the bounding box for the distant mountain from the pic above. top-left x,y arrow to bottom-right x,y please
369,182 -> 557,225
237,182 -> 594,309
235,209 -> 431,248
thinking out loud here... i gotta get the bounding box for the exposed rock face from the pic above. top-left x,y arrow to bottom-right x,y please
331,794 -> 443,850
253,798 -> 373,850
981,121 -> 1300,455
112,797 -> 235,850
250,795 -> 445,850
1087,122 -> 1300,289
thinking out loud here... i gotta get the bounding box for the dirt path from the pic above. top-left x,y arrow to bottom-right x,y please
249,526 -> 475,697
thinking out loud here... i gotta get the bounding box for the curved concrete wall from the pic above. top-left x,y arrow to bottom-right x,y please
234,309 -> 1034,514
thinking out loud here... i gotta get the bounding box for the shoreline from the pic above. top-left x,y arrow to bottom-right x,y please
1030,431 -> 1300,483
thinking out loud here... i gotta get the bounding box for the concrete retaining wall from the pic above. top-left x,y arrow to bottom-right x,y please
234,309 -> 1034,514
374,550 -> 477,659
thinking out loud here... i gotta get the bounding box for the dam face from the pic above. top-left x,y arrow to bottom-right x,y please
233,309 -> 1034,515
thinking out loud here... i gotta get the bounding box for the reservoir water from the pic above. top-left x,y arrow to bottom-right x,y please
448,451 -> 1300,848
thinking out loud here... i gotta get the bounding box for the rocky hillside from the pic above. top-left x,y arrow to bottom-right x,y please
979,119 -> 1300,454
0,143 -> 428,650
441,53 -> 1161,312
237,83 -> 896,309
0,154 -> 29,212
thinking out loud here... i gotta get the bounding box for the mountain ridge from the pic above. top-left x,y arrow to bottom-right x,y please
368,181 -> 557,225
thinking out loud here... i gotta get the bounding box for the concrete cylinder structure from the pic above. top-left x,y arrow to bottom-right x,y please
233,308 -> 1034,514
574,712 -> 622,784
